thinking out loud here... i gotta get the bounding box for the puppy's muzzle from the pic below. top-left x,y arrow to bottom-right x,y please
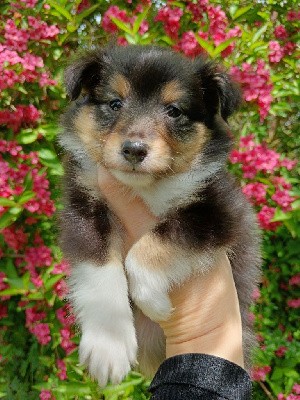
121,140 -> 148,165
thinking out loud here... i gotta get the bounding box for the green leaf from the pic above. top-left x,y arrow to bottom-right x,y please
0,198 -> 16,207
44,274 -> 63,291
125,33 -> 138,45
132,6 -> 150,35
110,17 -> 133,35
47,0 -> 72,21
212,37 -> 236,57
38,149 -> 64,175
0,208 -> 22,229
194,36 -> 214,57
232,5 -> 252,20
251,24 -> 269,44
16,191 -> 35,205
17,129 -> 39,144
0,288 -> 27,296
75,4 -> 99,25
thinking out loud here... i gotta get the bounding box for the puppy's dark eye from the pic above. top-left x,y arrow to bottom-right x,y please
166,105 -> 182,118
109,99 -> 123,111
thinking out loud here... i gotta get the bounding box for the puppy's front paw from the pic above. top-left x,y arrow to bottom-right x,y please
131,283 -> 173,322
79,327 -> 137,387
126,254 -> 173,322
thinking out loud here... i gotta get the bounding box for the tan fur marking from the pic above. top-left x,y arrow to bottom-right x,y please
74,105 -> 107,163
132,234 -> 174,270
160,80 -> 185,104
171,123 -> 211,173
109,73 -> 131,98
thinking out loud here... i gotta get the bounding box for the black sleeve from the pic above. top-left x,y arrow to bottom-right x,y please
149,354 -> 252,400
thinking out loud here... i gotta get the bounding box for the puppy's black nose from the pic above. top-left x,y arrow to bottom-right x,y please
121,140 -> 148,164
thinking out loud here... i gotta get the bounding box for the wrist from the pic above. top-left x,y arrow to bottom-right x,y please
165,318 -> 244,368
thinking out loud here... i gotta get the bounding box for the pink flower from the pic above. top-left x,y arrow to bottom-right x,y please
257,206 -> 281,231
52,260 -> 71,275
57,359 -> 67,380
287,298 -> 300,308
243,183 -> 267,205
0,304 -> 8,319
20,0 -> 38,7
293,384 -> 300,394
252,287 -> 261,301
77,0 -> 91,13
102,6 -> 130,33
30,323 -> 51,345
60,327 -> 77,354
2,227 -> 28,251
177,31 -> 203,57
54,279 -> 69,299
280,158 -> 297,170
186,0 -> 208,22
25,307 -> 46,326
274,25 -> 288,40
251,365 -> 271,381
4,19 -> 29,52
284,42 -> 296,56
56,306 -> 76,327
39,390 -> 54,400
287,11 -> 300,21
272,177 -> 292,190
269,41 -> 285,63
231,61 -> 273,121
272,189 -> 295,211
289,274 -> 300,286
275,346 -> 288,357
207,5 -> 228,38
155,6 -> 183,39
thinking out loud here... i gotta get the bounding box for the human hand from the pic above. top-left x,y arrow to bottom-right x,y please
98,165 -> 244,368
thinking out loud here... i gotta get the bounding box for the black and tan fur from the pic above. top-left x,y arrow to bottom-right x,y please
59,45 -> 261,386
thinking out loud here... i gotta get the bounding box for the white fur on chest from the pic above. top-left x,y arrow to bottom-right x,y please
135,161 -> 222,216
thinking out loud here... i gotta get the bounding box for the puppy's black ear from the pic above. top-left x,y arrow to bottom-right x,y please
64,51 -> 103,101
196,59 -> 242,121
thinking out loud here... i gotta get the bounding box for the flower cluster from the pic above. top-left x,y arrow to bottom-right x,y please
0,105 -> 40,133
0,15 -> 58,90
155,6 -> 183,39
230,61 -> 273,121
278,383 -> 300,400
251,365 -> 271,381
102,5 -> 149,38
0,139 -> 55,219
230,135 -> 297,230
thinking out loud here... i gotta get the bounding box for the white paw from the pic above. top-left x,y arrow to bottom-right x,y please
125,254 -> 173,322
131,284 -> 173,321
79,328 -> 137,387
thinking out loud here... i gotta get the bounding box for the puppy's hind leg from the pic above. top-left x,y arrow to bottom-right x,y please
134,308 -> 165,378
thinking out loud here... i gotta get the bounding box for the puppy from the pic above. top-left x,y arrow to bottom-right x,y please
59,45 -> 261,386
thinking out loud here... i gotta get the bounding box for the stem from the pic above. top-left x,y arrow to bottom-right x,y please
259,382 -> 275,400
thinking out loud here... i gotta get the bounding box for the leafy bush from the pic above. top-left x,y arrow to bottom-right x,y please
0,1 -> 299,399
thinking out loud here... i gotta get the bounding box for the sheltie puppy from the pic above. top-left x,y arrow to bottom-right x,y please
59,45 -> 261,387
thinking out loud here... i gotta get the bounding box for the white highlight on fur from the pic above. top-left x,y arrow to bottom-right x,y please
136,160 -> 222,216
69,261 -> 137,386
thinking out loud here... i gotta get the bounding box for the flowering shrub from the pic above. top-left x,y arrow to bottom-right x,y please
0,1 -> 299,399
